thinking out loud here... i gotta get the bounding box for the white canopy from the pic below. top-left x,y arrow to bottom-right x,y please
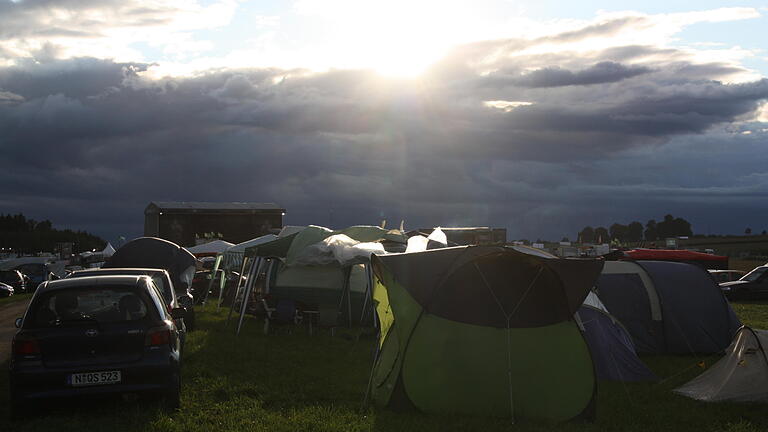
187,239 -> 235,254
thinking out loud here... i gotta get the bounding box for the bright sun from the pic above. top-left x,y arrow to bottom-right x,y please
293,0 -> 495,77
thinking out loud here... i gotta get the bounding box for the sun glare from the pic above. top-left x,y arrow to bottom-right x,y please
293,0 -> 507,77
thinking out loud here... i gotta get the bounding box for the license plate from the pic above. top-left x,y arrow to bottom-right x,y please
68,371 -> 121,387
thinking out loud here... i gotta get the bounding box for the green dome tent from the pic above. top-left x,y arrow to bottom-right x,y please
368,246 -> 604,422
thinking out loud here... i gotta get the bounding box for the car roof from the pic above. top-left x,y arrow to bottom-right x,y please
37,275 -> 150,294
70,268 -> 169,277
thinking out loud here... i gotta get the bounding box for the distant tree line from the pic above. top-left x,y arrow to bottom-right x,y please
0,213 -> 106,254
577,214 -> 693,244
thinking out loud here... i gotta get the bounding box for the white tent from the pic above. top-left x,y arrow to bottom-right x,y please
102,243 -> 116,257
187,240 -> 235,255
674,327 -> 768,402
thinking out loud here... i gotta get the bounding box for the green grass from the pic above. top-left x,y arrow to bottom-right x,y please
0,293 -> 32,308
2,303 -> 768,431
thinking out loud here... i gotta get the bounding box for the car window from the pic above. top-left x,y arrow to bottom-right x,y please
146,280 -> 170,320
150,275 -> 173,305
28,286 -> 151,328
742,267 -> 767,282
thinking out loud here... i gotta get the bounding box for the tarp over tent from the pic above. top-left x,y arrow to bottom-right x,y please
368,245 -> 604,422
595,260 -> 741,354
674,327 -> 768,402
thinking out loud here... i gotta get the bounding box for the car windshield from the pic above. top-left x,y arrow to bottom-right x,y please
29,286 -> 150,328
741,267 -> 767,282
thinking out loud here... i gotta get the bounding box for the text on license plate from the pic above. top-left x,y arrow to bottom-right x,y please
69,371 -> 121,387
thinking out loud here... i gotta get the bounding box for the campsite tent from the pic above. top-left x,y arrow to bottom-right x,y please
104,237 -> 196,292
576,293 -> 657,382
674,327 -> 768,402
595,260 -> 741,354
368,245 -> 604,422
226,225 -> 408,333
246,226 -> 406,319
186,240 -> 235,256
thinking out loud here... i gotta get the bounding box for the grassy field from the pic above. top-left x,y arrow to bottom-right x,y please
0,293 -> 32,308
1,303 -> 767,432
729,259 -> 765,274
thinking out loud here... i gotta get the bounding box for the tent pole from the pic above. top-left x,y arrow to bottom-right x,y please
360,262 -> 373,325
201,254 -> 223,309
237,257 -> 262,335
226,256 -> 249,325
222,254 -> 246,309
346,266 -> 352,328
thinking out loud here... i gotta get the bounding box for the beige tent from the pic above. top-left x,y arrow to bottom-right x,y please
674,327 -> 768,402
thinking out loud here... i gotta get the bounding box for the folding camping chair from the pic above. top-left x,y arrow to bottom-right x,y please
262,299 -> 303,334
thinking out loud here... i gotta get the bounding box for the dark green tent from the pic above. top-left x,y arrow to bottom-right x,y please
368,246 -> 604,422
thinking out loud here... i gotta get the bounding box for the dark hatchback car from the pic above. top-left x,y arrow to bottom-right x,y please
68,268 -> 193,335
720,266 -> 768,300
9,275 -> 184,419
0,270 -> 26,293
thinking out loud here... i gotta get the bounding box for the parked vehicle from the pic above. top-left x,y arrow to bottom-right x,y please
708,269 -> 746,284
9,275 -> 184,419
720,266 -> 768,300
0,281 -> 13,297
13,263 -> 55,292
0,270 -> 26,293
102,237 -> 197,330
67,268 -> 190,344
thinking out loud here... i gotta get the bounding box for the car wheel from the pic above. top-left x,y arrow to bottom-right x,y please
162,372 -> 181,412
184,307 -> 196,332
9,392 -> 27,421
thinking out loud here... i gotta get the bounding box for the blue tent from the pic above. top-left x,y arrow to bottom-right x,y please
577,305 -> 657,381
596,260 -> 741,354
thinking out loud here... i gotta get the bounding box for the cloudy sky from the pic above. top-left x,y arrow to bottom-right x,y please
1,0 -> 767,244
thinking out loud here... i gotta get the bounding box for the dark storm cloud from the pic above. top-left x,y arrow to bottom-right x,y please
1,24 -> 768,242
510,62 -> 652,87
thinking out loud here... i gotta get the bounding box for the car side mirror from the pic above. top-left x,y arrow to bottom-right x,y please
170,307 -> 186,320
14,318 -> 22,328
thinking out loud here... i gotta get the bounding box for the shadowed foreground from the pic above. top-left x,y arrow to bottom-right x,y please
0,303 -> 767,432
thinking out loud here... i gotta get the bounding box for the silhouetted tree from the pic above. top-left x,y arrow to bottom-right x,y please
627,221 -> 644,242
0,213 -> 105,253
578,226 -> 595,243
645,219 -> 658,241
609,223 -> 628,242
594,227 -> 609,244
745,227 -> 752,235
